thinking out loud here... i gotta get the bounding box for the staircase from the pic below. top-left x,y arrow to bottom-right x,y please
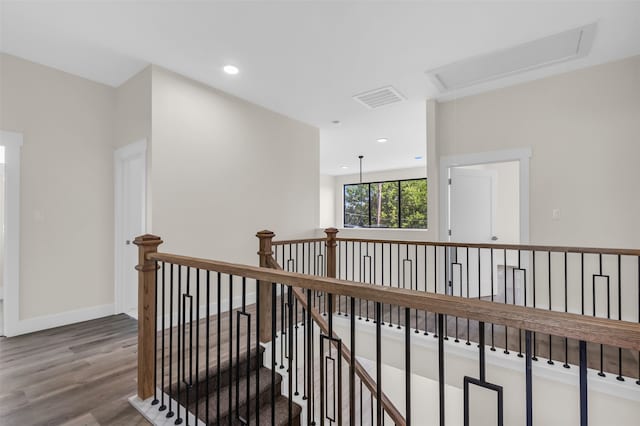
168,347 -> 301,425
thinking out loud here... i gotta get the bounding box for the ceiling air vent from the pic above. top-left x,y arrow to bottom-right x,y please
353,86 -> 405,109
426,23 -> 597,92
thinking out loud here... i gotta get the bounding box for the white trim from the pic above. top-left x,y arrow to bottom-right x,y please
1,131 -> 22,337
10,303 -> 115,336
440,148 -> 531,244
114,140 -> 148,315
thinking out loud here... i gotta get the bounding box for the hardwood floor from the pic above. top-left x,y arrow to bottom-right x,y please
0,314 -> 148,426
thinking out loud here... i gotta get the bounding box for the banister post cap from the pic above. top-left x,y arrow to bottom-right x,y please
256,230 -> 275,239
324,227 -> 338,237
133,234 -> 163,246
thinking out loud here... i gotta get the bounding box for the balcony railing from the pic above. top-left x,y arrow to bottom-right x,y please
132,231 -> 640,426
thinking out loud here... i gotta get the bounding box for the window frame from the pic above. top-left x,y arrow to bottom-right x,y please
343,177 -> 427,229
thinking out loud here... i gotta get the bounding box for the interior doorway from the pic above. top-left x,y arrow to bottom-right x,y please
0,131 -> 22,337
114,140 -> 147,318
440,148 -> 531,300
449,161 -> 519,244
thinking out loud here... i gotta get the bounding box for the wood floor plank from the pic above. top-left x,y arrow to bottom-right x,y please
0,314 -> 147,426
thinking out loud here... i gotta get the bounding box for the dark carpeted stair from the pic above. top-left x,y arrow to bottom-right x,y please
166,347 -> 301,425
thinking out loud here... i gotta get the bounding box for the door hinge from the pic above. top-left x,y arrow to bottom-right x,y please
448,229 -> 452,236
448,178 -> 452,185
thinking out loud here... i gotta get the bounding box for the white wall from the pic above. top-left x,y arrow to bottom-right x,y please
115,67 -> 151,149
0,53 -> 115,323
151,66 -> 320,266
319,174 -> 335,229
435,55 -> 640,248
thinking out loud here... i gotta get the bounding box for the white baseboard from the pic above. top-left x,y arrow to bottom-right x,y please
6,303 -> 115,337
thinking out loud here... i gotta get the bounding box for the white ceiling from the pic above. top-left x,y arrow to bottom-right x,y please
2,1 -> 640,175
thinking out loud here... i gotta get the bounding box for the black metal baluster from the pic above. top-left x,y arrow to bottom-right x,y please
466,247 -> 471,345
504,249 -> 509,354
255,278 -> 261,426
490,249 -> 495,351
366,243 -> 371,321
405,307 -> 412,426
595,254 -> 605,377
359,242 -> 363,319
443,247 -> 447,339
397,244 -> 402,329
525,330 -> 533,426
580,340 -> 588,426
517,251 -> 524,357
176,265 -> 182,425
350,297 -> 356,426
306,289 -> 314,424
271,282 -> 277,426
548,251 -> 554,365
433,246 -> 437,338
195,269 -> 200,423
206,271 -> 211,425
183,268 -> 191,426
376,301 -> 382,426
167,263 -> 175,418
288,285 -> 294,425
153,261 -> 159,406
415,245 -> 421,334
216,272 -> 221,426
423,245 -> 428,336
389,243 -> 394,328
455,246 -> 460,342
532,252 -> 538,361
617,255 -> 624,381
438,313 -> 445,426
160,262 -> 167,411
228,275 -> 233,425
564,252 -> 570,368
280,281 -> 285,369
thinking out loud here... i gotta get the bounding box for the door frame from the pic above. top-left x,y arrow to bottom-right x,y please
114,140 -> 147,315
439,148 -> 531,243
1,131 -> 23,337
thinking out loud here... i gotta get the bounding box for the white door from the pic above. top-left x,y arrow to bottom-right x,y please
449,167 -> 497,244
449,167 -> 497,298
115,141 -> 146,317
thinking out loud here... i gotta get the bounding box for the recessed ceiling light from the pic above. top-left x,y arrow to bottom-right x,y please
414,156 -> 423,160
341,165 -> 349,169
223,65 -> 239,75
376,138 -> 388,143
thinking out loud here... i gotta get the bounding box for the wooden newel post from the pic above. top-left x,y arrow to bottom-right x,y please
134,234 -> 163,400
325,227 -> 339,312
257,230 -> 275,343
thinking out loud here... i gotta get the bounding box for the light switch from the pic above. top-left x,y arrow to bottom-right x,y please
552,209 -> 560,220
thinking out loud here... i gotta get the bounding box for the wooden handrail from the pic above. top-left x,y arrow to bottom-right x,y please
337,237 -> 640,256
271,237 -> 327,246
273,235 -> 640,257
148,251 -> 640,352
267,256 -> 406,426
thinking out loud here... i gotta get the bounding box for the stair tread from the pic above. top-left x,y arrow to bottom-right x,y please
188,367 -> 284,423
196,394 -> 300,426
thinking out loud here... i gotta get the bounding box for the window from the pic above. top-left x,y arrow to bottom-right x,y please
343,178 -> 427,229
